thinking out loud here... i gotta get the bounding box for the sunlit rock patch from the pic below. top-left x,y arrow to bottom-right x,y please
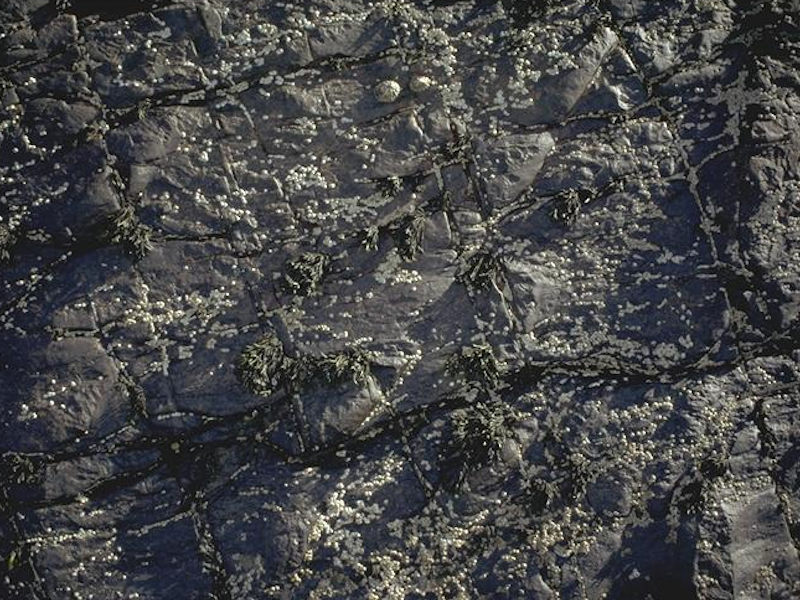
1,0 -> 799,598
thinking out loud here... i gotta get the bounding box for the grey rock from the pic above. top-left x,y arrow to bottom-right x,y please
1,0 -> 799,599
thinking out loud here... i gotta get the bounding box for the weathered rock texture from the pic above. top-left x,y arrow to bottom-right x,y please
1,0 -> 799,598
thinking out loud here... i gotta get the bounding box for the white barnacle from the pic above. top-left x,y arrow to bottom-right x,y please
374,79 -> 401,103
409,74 -> 433,93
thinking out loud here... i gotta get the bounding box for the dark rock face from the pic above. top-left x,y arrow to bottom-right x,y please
1,0 -> 799,598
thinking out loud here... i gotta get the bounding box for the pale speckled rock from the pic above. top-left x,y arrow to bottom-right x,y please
1,0 -> 799,599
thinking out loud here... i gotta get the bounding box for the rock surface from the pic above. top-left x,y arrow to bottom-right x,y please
1,0 -> 799,598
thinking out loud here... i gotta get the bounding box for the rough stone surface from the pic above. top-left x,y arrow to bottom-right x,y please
1,0 -> 799,598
